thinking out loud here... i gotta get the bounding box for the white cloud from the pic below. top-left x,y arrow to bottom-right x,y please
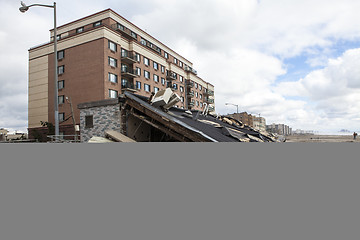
1,0 -> 360,133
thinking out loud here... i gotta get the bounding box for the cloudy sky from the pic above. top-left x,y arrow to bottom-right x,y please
1,0 -> 360,134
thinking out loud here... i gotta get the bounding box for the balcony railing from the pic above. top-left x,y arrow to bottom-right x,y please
204,89 -> 214,96
184,66 -> 198,75
121,52 -> 137,64
208,106 -> 215,112
188,102 -> 195,107
186,80 -> 194,88
187,92 -> 195,97
205,98 -> 214,104
121,81 -> 136,91
121,68 -> 138,78
166,71 -> 177,81
111,23 -> 137,40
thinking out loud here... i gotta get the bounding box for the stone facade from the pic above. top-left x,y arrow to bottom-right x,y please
78,99 -> 121,142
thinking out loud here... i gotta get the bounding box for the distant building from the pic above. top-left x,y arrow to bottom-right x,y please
0,128 -> 9,141
266,123 -> 293,136
253,116 -> 266,132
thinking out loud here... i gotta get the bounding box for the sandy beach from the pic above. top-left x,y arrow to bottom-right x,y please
285,134 -> 360,142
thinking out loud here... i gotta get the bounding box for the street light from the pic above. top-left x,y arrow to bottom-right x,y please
225,103 -> 239,114
19,1 -> 59,137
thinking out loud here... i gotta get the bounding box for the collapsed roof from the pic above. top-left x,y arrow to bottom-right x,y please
121,91 -> 277,142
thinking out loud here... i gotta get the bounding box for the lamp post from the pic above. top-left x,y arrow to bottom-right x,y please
20,1 -> 59,137
225,103 -> 239,114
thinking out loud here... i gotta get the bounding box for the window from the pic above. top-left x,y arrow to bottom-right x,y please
179,61 -> 183,67
85,115 -> 93,129
153,61 -> 158,70
180,86 -> 184,92
144,70 -> 150,79
196,101 -> 199,106
164,52 -> 168,59
196,92 -> 199,98
136,67 -> 141,76
93,21 -> 102,27
195,83 -> 198,89
136,81 -> 141,90
200,94 -> 202,100
179,75 -> 183,83
172,83 -> 178,90
140,38 -> 147,46
121,79 -> 128,88
117,23 -> 125,31
109,89 -> 118,98
161,65 -> 165,73
121,64 -> 128,73
57,50 -> 64,60
181,96 -> 184,102
154,87 -> 159,93
161,78 -> 165,85
58,113 -> 65,122
58,65 -> 64,75
58,95 -> 64,104
131,31 -> 137,39
108,73 -> 118,83
153,74 -> 159,82
174,58 -> 178,64
108,41 -> 117,52
199,85 -> 202,91
58,80 -> 64,90
200,102 -> 203,108
136,53 -> 141,62
144,57 -> 149,66
56,35 -> 61,40
76,27 -> 84,33
108,57 -> 117,67
144,84 -> 150,92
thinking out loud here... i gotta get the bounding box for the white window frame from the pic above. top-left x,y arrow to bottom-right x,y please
154,74 -> 159,82
144,84 -> 150,92
109,57 -> 117,68
108,41 -> 117,52
153,61 -> 158,70
108,73 -> 118,83
144,57 -> 149,66
144,70 -> 150,79
109,89 -> 118,98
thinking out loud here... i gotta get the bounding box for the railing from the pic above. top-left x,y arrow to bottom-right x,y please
166,71 -> 177,80
186,80 -> 194,88
188,102 -> 195,107
184,66 -> 198,75
208,106 -> 215,112
204,89 -> 214,96
187,92 -> 195,97
121,52 -> 137,62
205,98 -> 214,104
121,68 -> 138,77
111,23 -> 137,40
121,82 -> 136,90
47,135 -> 81,143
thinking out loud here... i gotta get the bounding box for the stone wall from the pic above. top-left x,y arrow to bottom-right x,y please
79,99 -> 121,142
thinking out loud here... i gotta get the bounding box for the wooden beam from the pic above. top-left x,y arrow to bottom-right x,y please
125,99 -> 211,142
129,112 -> 191,142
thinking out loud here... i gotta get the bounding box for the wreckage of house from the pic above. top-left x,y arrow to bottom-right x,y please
78,90 -> 278,142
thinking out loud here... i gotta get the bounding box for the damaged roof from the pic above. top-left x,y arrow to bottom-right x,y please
123,92 -> 277,142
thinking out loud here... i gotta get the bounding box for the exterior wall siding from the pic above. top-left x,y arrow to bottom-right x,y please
79,103 -> 121,142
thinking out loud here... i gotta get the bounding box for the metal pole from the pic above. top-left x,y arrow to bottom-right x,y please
53,2 -> 59,136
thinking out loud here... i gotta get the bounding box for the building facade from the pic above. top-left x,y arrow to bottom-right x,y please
266,123 -> 293,136
252,116 -> 266,133
226,112 -> 254,127
28,9 -> 215,137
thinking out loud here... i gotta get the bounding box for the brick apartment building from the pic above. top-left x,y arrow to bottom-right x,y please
28,9 -> 215,137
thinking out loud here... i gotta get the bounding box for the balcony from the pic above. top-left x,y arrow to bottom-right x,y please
208,106 -> 215,112
121,52 -> 137,64
186,80 -> 194,88
112,23 -> 137,40
187,91 -> 195,97
166,71 -> 177,81
203,89 -> 214,96
188,102 -> 195,107
184,66 -> 198,75
121,81 -> 137,92
205,98 -> 214,104
121,67 -> 138,78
